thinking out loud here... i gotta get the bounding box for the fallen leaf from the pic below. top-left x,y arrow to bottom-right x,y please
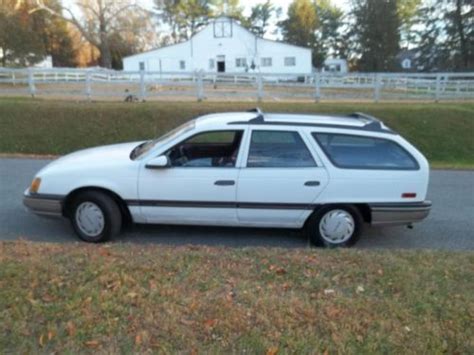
48,330 -> 55,341
204,319 -> 218,328
356,285 -> 365,293
39,334 -> 45,347
135,334 -> 142,345
225,291 -> 235,302
99,248 -> 111,257
324,289 -> 335,295
42,293 -> 55,302
326,306 -> 341,318
275,267 -> 286,275
377,269 -> 384,276
66,321 -> 76,336
85,340 -> 100,348
127,292 -> 138,298
266,346 -> 278,355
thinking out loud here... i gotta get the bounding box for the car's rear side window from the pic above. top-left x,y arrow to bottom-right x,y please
312,133 -> 419,170
247,130 -> 316,167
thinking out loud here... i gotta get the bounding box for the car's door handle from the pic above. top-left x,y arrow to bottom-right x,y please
214,180 -> 235,186
304,181 -> 320,186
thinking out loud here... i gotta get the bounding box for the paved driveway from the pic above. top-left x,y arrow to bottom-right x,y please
1,158 -> 473,250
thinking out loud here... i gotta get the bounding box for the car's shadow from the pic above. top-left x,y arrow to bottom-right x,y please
118,224 -> 309,248
10,210 -> 411,249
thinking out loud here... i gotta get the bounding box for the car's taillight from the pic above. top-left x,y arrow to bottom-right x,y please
402,192 -> 417,198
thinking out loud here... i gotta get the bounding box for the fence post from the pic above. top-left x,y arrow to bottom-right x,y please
85,71 -> 92,101
139,70 -> 146,101
27,68 -> 36,98
435,74 -> 441,103
196,71 -> 204,102
256,73 -> 263,102
314,72 -> 321,102
373,73 -> 381,103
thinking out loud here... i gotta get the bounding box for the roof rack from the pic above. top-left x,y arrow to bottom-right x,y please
231,109 -> 393,134
349,112 -> 386,131
247,107 -> 263,114
247,107 -> 265,123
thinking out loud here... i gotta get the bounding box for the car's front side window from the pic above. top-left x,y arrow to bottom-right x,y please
313,133 -> 419,170
131,120 -> 196,160
247,130 -> 316,168
165,130 -> 244,167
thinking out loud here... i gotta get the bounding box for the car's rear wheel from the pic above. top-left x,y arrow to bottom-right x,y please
306,205 -> 362,247
70,191 -> 122,242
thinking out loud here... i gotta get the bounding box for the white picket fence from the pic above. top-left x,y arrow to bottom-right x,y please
0,67 -> 473,102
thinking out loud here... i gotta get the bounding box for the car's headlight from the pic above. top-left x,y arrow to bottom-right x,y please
29,177 -> 41,194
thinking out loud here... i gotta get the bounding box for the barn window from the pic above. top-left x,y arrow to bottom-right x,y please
179,60 -> 186,70
214,20 -> 233,38
284,57 -> 296,66
261,57 -> 272,67
139,61 -> 145,71
209,59 -> 215,69
235,58 -> 247,68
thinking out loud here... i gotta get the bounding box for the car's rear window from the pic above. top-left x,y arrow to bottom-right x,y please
312,133 -> 419,170
248,130 -> 316,168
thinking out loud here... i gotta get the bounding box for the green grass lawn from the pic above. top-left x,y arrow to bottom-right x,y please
0,98 -> 473,168
0,241 -> 472,353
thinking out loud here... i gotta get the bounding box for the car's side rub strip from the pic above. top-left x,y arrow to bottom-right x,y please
125,200 -> 318,210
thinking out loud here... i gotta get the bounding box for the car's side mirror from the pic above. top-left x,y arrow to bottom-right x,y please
145,155 -> 170,169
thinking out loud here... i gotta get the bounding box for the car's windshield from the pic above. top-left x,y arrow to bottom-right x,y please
130,119 -> 196,160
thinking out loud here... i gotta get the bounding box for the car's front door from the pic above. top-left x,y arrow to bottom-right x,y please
237,128 -> 329,228
137,129 -> 245,225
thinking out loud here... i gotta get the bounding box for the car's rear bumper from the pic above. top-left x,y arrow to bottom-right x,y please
369,201 -> 431,226
23,190 -> 64,218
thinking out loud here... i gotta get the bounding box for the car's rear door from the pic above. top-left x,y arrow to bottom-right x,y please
236,128 -> 329,228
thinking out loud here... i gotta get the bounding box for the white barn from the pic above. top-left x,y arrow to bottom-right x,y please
123,16 -> 312,75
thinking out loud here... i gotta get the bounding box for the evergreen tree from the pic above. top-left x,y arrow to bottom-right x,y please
0,1 -> 45,66
443,0 -> 473,70
247,0 -> 281,37
30,0 -> 77,67
414,0 -> 472,71
315,0 -> 345,63
351,0 -> 400,72
279,0 -> 319,67
155,0 -> 213,42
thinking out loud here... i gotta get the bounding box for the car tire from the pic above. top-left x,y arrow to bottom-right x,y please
306,205 -> 363,248
70,191 -> 122,243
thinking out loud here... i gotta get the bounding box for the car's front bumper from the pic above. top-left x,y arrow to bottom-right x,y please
369,201 -> 432,226
23,190 -> 64,218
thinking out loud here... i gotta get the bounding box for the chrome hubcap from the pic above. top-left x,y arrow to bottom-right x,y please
75,202 -> 105,237
319,209 -> 355,244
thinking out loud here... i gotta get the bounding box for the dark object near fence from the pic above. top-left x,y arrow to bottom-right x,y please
124,89 -> 139,102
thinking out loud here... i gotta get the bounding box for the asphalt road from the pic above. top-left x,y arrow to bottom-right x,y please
1,158 -> 473,250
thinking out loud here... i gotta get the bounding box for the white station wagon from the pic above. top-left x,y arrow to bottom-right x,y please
24,109 -> 431,247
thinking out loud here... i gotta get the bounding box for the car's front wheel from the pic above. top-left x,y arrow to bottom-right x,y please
70,191 -> 122,242
306,205 -> 362,247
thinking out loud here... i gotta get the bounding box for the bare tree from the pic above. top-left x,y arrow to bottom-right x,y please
33,0 -> 143,68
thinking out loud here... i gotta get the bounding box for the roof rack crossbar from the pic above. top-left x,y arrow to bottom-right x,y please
349,112 -> 385,130
247,107 -> 263,115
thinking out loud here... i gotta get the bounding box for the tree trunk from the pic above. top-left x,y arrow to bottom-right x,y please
1,46 -> 5,67
98,10 -> 112,69
99,36 -> 112,68
455,0 -> 468,69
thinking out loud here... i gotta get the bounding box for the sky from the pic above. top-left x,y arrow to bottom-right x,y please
137,0 -> 350,16
62,0 -> 351,41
